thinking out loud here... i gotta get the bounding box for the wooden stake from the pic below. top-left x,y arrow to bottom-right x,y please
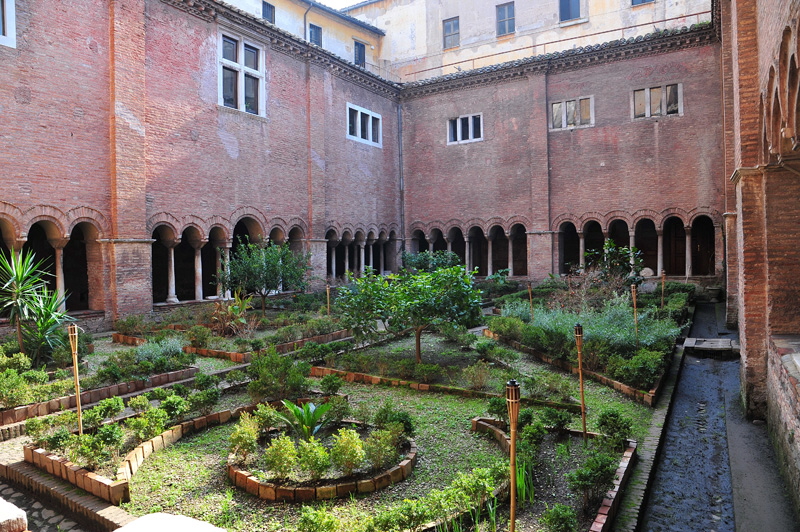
68,324 -> 83,436
326,284 -> 331,316
661,269 -> 666,309
574,324 -> 587,442
632,283 -> 639,348
506,380 -> 520,532
527,281 -> 534,322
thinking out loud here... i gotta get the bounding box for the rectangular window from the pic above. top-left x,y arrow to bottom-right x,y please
443,17 -> 459,49
347,103 -> 382,147
560,0 -> 580,21
0,0 -> 16,48
550,97 -> 593,129
496,3 -> 515,36
309,24 -> 322,46
633,84 -> 682,119
219,33 -> 265,116
448,113 -> 484,144
354,41 -> 366,67
262,2 -> 275,24
632,0 -> 654,5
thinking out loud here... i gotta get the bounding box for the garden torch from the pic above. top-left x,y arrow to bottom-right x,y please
68,324 -> 83,435
574,324 -> 587,442
506,379 -> 520,532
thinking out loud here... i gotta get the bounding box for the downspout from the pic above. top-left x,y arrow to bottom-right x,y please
398,101 -> 406,263
545,60 -> 554,276
303,3 -> 313,41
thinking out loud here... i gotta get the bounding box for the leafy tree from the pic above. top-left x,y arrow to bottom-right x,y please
401,250 -> 461,272
337,266 -> 482,363
218,238 -> 310,315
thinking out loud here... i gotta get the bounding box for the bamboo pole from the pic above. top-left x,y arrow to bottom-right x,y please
506,379 -> 520,532
326,284 -> 331,316
661,269 -> 666,309
632,283 -> 639,348
527,282 -> 534,322
574,324 -> 587,442
68,324 -> 83,436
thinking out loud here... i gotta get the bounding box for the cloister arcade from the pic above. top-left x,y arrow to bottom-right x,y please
325,229 -> 399,279
555,213 -> 719,277
408,223 -> 528,277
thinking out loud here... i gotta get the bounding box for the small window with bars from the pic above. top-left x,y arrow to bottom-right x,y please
262,2 -> 275,23
354,41 -> 366,67
309,24 -> 322,46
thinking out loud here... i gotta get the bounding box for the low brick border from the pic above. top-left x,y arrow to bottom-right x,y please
226,429 -> 418,502
483,330 -> 669,406
0,367 -> 199,427
471,417 -> 637,532
309,366 -> 581,412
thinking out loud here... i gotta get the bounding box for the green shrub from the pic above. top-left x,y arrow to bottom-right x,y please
331,428 -> 365,476
127,408 -> 169,443
518,420 -> 548,459
128,394 -> 152,413
146,387 -> 174,401
606,348 -> 666,390
518,407 -> 537,429
596,408 -> 633,451
193,372 -> 221,391
43,426 -> 73,454
0,369 -> 29,408
297,436 -> 331,480
323,395 -> 351,424
114,314 -> 150,336
297,506 -> 339,532
501,299 -> 532,323
95,423 -> 124,457
462,360 -> 491,390
296,341 -> 333,362
541,503 -> 578,532
566,453 -> 618,510
81,408 -> 105,431
94,396 -> 125,420
414,363 -> 443,384
252,402 -> 282,431
225,369 -> 247,386
66,433 -> 108,471
264,435 -> 298,478
161,394 -> 190,421
171,383 -> 190,397
320,374 -> 344,395
0,351 -> 31,373
373,400 -> 415,436
247,347 -> 310,402
20,369 -> 47,385
474,338 -> 497,355
363,429 -> 397,471
487,396 -> 508,423
189,388 -> 221,416
487,316 -> 525,341
186,325 -> 212,348
539,407 -> 574,434
25,417 -> 52,446
229,412 -> 260,464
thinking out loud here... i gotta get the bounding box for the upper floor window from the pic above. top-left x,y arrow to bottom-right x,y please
309,24 -> 322,46
633,84 -> 682,119
219,34 -> 265,116
347,103 -> 382,148
262,2 -> 275,24
632,0 -> 654,5
354,41 -> 366,67
0,0 -> 17,49
443,17 -> 460,49
496,3 -> 515,36
448,114 -> 483,144
560,0 -> 580,21
550,97 -> 593,129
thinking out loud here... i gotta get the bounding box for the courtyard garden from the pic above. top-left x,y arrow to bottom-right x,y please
0,244 -> 693,531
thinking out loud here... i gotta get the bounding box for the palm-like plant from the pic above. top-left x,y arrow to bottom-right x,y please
277,400 -> 332,441
23,286 -> 72,366
0,250 -> 51,355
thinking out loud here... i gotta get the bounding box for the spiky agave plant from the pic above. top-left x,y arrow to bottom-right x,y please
278,400 -> 332,441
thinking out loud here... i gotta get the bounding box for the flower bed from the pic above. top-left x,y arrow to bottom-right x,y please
471,417 -> 638,532
226,425 -> 418,502
484,330 -> 670,406
0,367 -> 198,427
181,329 -> 353,363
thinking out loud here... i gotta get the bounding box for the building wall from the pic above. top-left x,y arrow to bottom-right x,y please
347,0 -> 712,81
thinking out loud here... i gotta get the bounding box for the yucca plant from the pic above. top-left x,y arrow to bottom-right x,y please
0,249 -> 51,355
278,400 -> 332,441
23,286 -> 72,366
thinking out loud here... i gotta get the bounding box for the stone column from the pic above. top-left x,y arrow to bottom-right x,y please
193,241 -> 207,301
166,241 -> 179,304
446,238 -> 452,253
222,245 -> 232,300
329,244 -> 337,279
486,237 -> 494,276
578,234 -> 585,269
656,230 -> 664,275
684,226 -> 692,278
344,244 -> 350,274
507,231 -> 514,277
358,243 -> 365,274
378,242 -> 385,274
629,234 -> 636,267
466,237 -> 473,271
50,239 -> 68,311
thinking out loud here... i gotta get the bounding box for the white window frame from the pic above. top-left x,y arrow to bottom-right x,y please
631,83 -> 683,119
218,32 -> 266,117
447,113 -> 484,145
347,103 -> 382,148
549,96 -> 594,130
0,0 -> 17,49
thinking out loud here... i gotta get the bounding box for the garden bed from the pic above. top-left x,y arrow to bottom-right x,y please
484,329 -> 671,406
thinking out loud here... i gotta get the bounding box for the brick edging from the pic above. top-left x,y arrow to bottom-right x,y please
470,417 -> 637,532
0,367 -> 199,427
226,428 -> 418,501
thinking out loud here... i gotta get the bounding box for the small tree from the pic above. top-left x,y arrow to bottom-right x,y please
218,239 -> 310,315
0,249 -> 51,355
401,250 -> 461,272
